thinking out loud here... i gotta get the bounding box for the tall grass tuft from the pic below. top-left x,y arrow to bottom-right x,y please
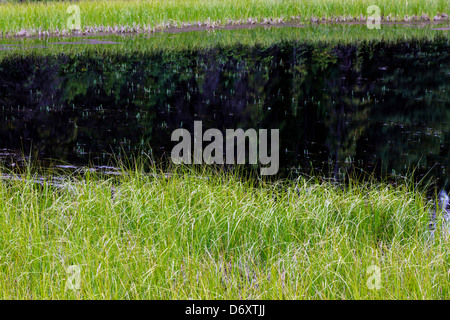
0,162 -> 448,299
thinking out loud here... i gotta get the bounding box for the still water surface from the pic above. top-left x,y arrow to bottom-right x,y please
0,27 -> 449,188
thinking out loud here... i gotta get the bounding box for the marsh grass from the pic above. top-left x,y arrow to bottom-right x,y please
1,23 -> 449,60
0,162 -> 449,299
0,0 -> 449,36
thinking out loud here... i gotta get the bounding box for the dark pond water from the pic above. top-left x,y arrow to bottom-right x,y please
0,31 -> 449,188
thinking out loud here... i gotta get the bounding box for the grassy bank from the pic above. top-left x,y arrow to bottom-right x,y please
0,0 -> 449,37
0,165 -> 448,299
1,23 -> 449,60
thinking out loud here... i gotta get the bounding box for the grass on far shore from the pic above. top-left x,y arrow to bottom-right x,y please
0,162 -> 449,299
1,23 -> 449,60
0,0 -> 449,37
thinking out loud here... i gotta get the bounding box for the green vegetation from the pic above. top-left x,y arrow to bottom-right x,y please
0,164 -> 449,299
0,0 -> 449,37
1,23 -> 449,59
1,0 -> 449,302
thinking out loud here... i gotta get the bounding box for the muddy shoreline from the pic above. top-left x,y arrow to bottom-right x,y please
2,17 -> 449,40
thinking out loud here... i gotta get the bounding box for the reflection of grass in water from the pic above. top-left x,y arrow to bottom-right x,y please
0,162 -> 448,299
0,0 -> 448,34
0,23 -> 449,59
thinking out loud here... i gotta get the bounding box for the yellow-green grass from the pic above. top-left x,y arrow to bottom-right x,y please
0,163 -> 449,299
0,0 -> 449,37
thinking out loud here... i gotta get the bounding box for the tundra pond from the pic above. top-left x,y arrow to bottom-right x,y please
0,23 -> 450,300
0,24 -> 449,187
